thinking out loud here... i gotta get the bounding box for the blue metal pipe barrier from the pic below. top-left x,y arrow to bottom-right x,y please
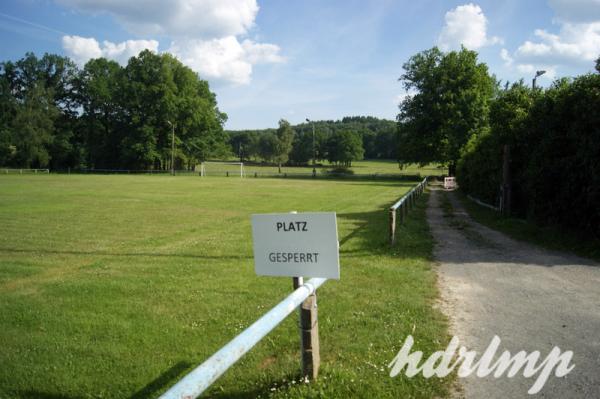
159,277 -> 327,399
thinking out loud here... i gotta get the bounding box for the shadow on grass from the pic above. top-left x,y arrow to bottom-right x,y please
130,361 -> 192,399
12,363 -> 193,399
337,207 -> 394,254
251,173 -> 426,183
338,221 -> 369,247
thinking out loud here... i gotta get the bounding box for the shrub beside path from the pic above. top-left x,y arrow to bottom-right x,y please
428,185 -> 600,398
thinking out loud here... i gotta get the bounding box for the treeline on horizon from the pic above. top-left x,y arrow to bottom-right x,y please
226,116 -> 397,166
0,50 -> 229,171
396,46 -> 600,237
0,51 -> 396,171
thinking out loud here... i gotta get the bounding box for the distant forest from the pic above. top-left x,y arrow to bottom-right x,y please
0,51 -> 396,171
227,116 -> 397,166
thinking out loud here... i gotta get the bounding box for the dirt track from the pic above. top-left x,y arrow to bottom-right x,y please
428,187 -> 600,398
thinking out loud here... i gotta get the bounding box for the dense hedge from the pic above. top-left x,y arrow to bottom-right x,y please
458,73 -> 600,237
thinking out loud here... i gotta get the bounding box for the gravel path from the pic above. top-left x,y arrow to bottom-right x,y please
428,187 -> 600,398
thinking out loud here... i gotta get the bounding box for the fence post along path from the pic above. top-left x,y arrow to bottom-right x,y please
160,212 -> 339,398
389,178 -> 428,245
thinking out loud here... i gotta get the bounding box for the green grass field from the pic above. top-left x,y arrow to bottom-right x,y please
0,173 -> 451,398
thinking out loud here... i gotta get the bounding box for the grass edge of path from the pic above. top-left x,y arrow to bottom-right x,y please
457,190 -> 600,263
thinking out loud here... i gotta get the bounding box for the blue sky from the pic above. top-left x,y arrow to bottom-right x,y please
1,1 -> 599,129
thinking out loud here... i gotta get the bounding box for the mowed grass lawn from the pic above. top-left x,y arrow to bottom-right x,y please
0,174 -> 451,398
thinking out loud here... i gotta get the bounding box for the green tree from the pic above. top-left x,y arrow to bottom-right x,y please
95,50 -> 227,170
289,129 -> 321,165
120,50 -> 176,169
77,58 -> 123,168
274,119 -> 295,172
457,81 -> 534,206
0,53 -> 80,169
229,131 -> 257,162
10,82 -> 58,167
258,132 -> 278,162
397,47 -> 495,175
1,51 -> 228,170
373,125 -> 398,159
0,65 -> 16,165
326,130 -> 364,167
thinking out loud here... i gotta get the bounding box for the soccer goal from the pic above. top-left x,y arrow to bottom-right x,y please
199,162 -> 244,177
2,168 -> 50,174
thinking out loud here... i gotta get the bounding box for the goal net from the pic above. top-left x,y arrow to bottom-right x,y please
199,162 -> 244,177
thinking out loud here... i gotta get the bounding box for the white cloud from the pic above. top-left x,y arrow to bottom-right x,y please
62,35 -> 158,65
62,35 -> 102,64
503,0 -> 600,77
57,0 -> 259,38
242,40 -> 285,64
514,23 -> 600,67
515,64 -> 554,76
500,48 -> 513,66
167,37 -> 283,85
58,0 -> 283,85
437,3 -> 501,51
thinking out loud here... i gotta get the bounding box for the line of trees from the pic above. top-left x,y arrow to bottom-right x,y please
458,72 -> 600,237
397,46 -> 600,236
228,116 -> 396,167
1,50 -> 396,171
0,51 -> 228,170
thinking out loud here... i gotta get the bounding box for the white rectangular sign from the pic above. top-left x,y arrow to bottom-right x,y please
251,212 -> 340,279
444,177 -> 456,190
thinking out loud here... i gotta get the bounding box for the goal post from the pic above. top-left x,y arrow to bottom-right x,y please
199,162 -> 244,177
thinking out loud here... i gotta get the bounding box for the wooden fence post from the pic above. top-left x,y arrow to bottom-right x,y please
300,290 -> 320,379
293,277 -> 320,380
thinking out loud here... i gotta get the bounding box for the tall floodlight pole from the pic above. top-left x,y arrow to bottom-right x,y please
306,118 -> 316,177
532,70 -> 546,90
167,120 -> 175,176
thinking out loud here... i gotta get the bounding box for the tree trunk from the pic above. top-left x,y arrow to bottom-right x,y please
278,163 -> 281,173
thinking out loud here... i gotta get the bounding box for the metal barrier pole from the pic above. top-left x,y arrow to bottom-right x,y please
159,278 -> 327,399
